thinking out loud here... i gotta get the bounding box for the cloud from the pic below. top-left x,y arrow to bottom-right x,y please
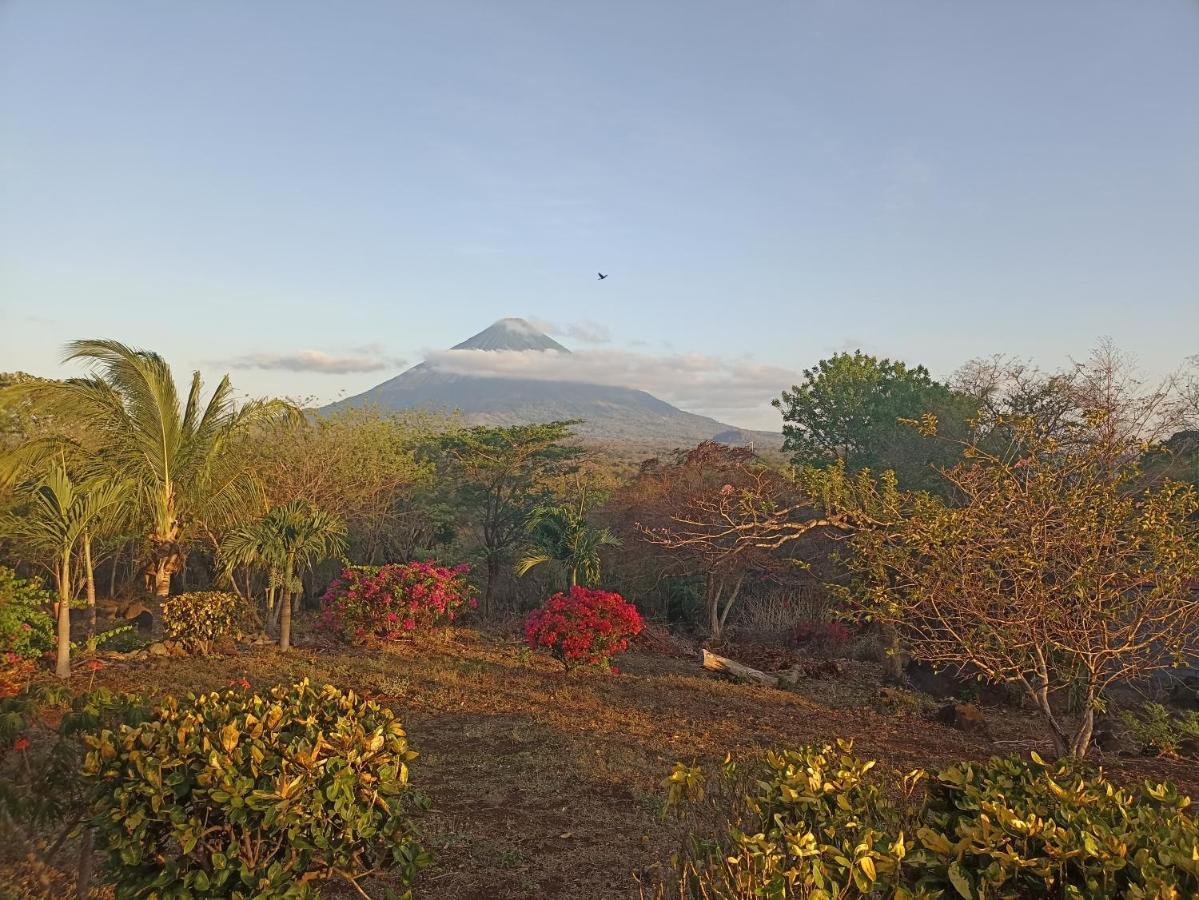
527,317 -> 612,344
423,346 -> 798,421
222,344 -> 405,375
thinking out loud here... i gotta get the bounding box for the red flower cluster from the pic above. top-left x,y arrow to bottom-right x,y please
320,561 -> 477,642
524,586 -> 643,672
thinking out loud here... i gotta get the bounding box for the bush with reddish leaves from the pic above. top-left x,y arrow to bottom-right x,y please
524,587 -> 643,672
320,561 -> 477,642
792,620 -> 853,650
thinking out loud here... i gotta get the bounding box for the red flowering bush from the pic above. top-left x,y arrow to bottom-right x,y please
524,587 -> 643,672
320,561 -> 477,642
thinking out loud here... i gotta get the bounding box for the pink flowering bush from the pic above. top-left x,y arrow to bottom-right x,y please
524,587 -> 643,672
320,562 -> 477,642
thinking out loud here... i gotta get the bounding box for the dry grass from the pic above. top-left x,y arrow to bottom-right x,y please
5,625 -> 1197,899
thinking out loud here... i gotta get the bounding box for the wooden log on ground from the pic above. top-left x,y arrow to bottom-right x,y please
701,648 -> 781,687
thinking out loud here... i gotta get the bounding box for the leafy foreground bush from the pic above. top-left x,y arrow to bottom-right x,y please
320,561 -> 476,642
83,678 -> 429,898
160,590 -> 249,650
524,586 -> 643,672
656,740 -> 1199,899
0,565 -> 55,660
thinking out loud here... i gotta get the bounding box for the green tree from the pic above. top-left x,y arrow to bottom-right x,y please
2,465 -> 126,677
7,340 -> 295,596
773,351 -> 976,489
221,499 -> 346,651
515,498 -> 621,590
434,421 -> 582,612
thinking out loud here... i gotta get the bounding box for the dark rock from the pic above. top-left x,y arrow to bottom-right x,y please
121,601 -> 154,632
934,702 -> 990,736
1092,721 -> 1122,753
1167,677 -> 1199,711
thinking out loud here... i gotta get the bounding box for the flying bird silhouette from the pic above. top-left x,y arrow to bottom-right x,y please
597,272 -> 608,280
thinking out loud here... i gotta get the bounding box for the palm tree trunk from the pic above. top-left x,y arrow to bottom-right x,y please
279,552 -> 295,651
56,550 -> 72,679
83,531 -> 97,635
152,557 -> 173,598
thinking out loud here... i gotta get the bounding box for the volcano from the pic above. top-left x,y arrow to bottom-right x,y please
327,318 -> 780,448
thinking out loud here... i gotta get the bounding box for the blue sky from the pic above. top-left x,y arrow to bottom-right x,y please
2,1 -> 1196,429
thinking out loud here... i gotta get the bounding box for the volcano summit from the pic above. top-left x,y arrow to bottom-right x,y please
327,318 -> 779,448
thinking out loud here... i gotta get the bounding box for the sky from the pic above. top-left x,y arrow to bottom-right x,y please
2,1 -> 1197,430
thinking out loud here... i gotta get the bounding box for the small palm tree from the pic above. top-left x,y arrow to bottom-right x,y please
515,501 -> 621,590
222,500 -> 346,651
3,465 -> 127,677
9,340 -> 296,596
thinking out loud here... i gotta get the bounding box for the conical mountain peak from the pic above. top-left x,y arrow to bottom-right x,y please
451,318 -> 569,353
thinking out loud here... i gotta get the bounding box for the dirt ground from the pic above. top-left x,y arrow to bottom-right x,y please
4,626 -> 1197,899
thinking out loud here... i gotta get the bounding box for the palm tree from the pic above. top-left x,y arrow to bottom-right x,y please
12,340 -> 296,597
3,465 -> 127,677
222,500 -> 346,651
515,501 -> 621,590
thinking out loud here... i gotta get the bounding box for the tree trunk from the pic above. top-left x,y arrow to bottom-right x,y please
880,624 -> 904,682
152,557 -> 173,598
56,551 -> 72,679
707,577 -> 724,639
108,542 -> 119,598
1069,707 -> 1095,758
715,575 -> 745,637
279,553 -> 295,651
76,827 -> 94,899
1022,674 -> 1069,757
279,591 -> 292,651
484,555 -> 500,616
83,531 -> 97,635
702,649 -> 780,687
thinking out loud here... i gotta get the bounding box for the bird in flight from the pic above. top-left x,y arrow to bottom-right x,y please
597,272 -> 608,280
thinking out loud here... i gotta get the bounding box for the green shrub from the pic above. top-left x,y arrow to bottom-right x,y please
1121,702 -> 1199,756
0,565 -> 54,659
160,590 -> 247,649
83,678 -> 428,898
660,740 -> 919,898
916,752 -> 1199,898
658,742 -> 1199,899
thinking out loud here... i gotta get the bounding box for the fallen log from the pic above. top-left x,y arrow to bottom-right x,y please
701,648 -> 782,687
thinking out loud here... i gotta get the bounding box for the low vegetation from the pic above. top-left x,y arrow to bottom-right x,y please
160,590 -> 248,651
83,679 -> 427,898
658,741 -> 1199,898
